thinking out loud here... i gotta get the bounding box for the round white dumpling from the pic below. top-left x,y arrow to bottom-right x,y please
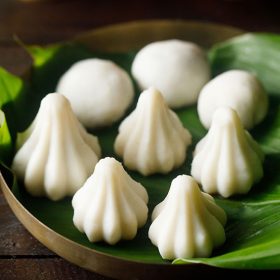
198,70 -> 268,129
56,58 -> 134,128
131,39 -> 210,108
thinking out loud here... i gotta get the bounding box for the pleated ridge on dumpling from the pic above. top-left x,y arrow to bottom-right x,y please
72,157 -> 149,245
191,107 -> 264,198
12,93 -> 101,201
149,175 -> 226,260
114,87 -> 192,176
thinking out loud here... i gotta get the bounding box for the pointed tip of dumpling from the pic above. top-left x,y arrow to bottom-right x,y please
97,157 -> 122,170
172,174 -> 197,186
41,92 -> 70,108
142,87 -> 164,98
138,87 -> 166,108
211,107 -> 242,128
170,174 -> 199,194
86,156 -> 149,203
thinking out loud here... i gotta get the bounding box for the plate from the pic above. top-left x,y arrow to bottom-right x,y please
0,20 -> 243,279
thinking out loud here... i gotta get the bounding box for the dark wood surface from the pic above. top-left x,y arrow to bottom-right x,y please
1,0 -> 280,279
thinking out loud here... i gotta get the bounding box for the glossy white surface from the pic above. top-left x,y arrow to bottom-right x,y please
149,175 -> 226,260
72,157 -> 148,245
12,93 -> 101,201
192,107 -> 264,197
57,58 -> 134,128
132,39 -> 210,108
114,87 -> 192,175
198,70 -> 268,129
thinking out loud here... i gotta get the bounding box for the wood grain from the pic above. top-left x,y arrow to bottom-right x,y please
1,0 -> 280,45
0,191 -> 53,256
0,259 -> 111,280
0,44 -> 32,76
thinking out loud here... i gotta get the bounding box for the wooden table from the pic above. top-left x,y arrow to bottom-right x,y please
1,0 -> 280,279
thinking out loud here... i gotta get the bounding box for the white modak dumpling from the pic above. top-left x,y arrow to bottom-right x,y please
198,70 -> 268,129
149,175 -> 226,260
191,107 -> 264,198
72,157 -> 149,245
132,39 -> 210,108
12,93 -> 101,201
56,58 -> 134,128
114,87 -> 192,176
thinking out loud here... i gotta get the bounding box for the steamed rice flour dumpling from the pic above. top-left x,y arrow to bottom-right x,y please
114,87 -> 192,175
132,39 -> 210,108
57,58 -> 134,128
72,157 -> 149,245
149,175 -> 226,260
12,93 -> 101,201
198,70 -> 268,129
191,107 -> 264,198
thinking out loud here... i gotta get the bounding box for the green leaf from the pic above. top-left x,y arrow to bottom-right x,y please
0,67 -> 24,105
27,44 -> 61,67
2,34 -> 280,269
253,101 -> 280,155
0,67 -> 27,164
0,67 -> 29,135
0,110 -> 12,164
209,33 -> 280,95
174,200 -> 280,269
